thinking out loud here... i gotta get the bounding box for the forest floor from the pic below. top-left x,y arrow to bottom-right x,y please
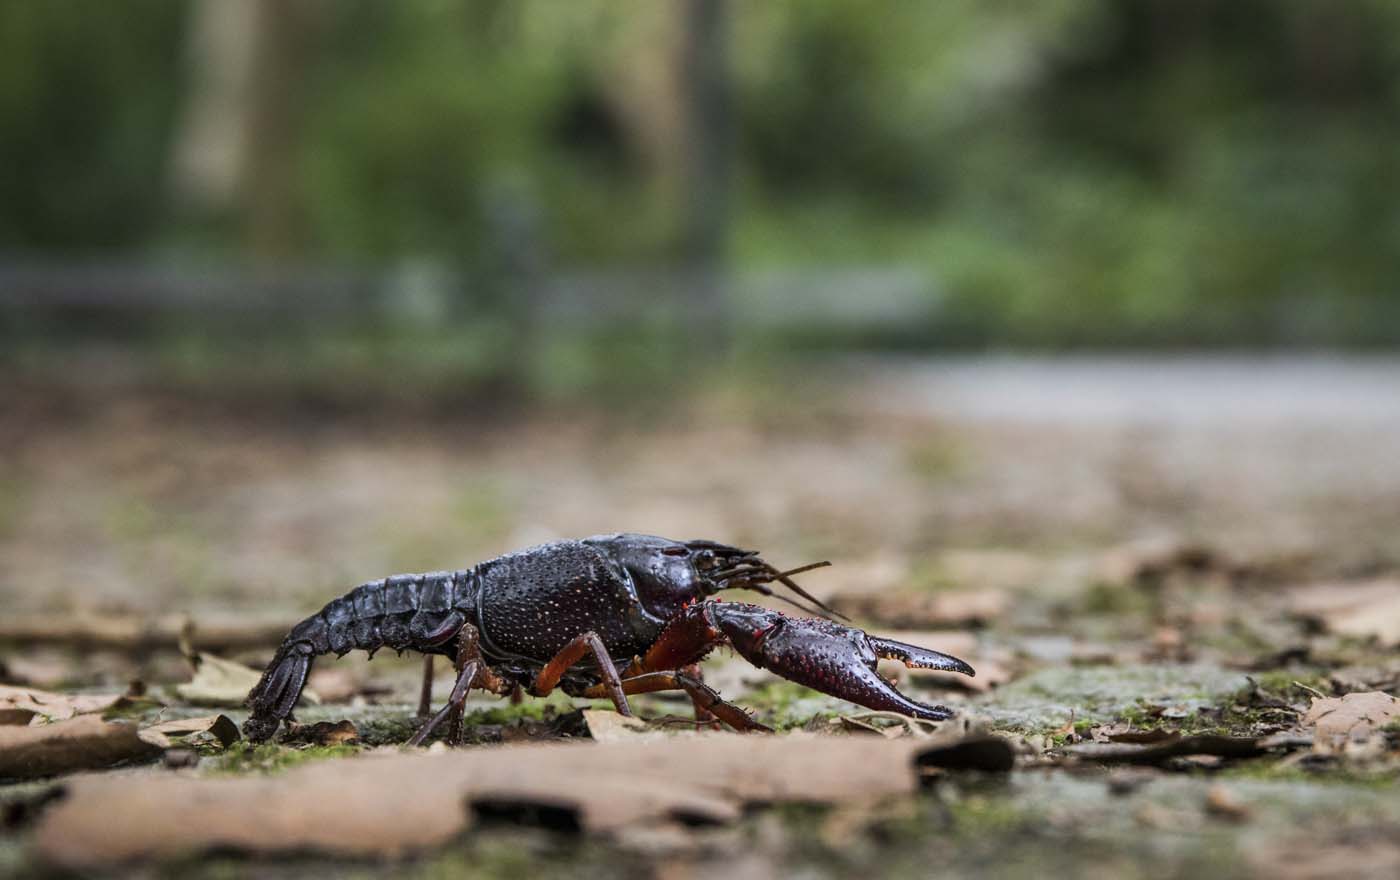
1,356 -> 1398,879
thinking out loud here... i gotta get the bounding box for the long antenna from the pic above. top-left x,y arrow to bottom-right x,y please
766,560 -> 850,622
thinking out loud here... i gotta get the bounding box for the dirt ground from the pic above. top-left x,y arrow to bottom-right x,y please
2,355 -> 1398,878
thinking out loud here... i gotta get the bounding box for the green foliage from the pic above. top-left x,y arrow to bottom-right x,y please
0,1 -> 187,248
3,0 -> 1400,345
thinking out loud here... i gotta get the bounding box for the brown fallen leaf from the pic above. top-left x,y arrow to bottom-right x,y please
0,708 -> 37,726
1287,578 -> 1400,646
283,720 -> 358,747
175,652 -> 317,708
1087,724 -> 1178,745
0,715 -> 165,780
32,734 -> 980,866
583,709 -> 670,743
143,715 -> 241,749
838,713 -> 919,738
0,685 -> 129,724
1300,691 -> 1400,753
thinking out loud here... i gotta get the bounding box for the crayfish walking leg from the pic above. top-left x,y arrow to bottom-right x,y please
417,655 -> 435,719
583,669 -> 770,731
528,631 -> 633,717
408,626 -> 483,747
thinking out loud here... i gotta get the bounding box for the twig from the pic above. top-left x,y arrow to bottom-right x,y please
1292,680 -> 1327,700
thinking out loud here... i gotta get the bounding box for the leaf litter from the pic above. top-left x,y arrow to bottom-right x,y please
0,684 -> 142,725
30,731 -> 1012,867
1286,578 -> 1400,646
1301,691 -> 1400,754
0,715 -> 166,780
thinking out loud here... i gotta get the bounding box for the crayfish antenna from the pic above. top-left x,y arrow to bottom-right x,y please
765,561 -> 850,622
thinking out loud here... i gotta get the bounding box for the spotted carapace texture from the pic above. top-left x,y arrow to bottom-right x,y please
243,534 -> 974,743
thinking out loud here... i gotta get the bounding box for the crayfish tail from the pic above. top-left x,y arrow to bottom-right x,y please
243,641 -> 314,743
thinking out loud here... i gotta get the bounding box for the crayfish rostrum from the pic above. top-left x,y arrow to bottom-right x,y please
243,534 -> 973,743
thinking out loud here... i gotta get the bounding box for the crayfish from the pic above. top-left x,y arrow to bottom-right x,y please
243,534 -> 974,743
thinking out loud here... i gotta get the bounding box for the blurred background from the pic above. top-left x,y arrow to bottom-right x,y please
2,0 -> 1399,621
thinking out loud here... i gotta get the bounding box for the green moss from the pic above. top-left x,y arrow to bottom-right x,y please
741,681 -> 849,730
981,663 -> 1253,734
210,742 -> 362,776
1249,669 -> 1330,696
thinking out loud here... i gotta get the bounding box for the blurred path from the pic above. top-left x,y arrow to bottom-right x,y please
2,356 -> 1397,613
867,355 -> 1400,427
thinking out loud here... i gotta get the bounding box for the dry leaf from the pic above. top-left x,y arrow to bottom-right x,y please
0,715 -> 165,780
33,735 -> 958,866
283,720 -> 358,747
0,708 -> 38,726
837,714 -> 911,738
0,685 -> 129,724
1287,579 -> 1400,646
582,709 -> 668,743
1300,691 -> 1400,753
143,715 -> 241,749
175,653 -> 316,708
1088,724 -> 1179,745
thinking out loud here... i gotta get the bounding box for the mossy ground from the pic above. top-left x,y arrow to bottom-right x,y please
4,368 -> 1400,877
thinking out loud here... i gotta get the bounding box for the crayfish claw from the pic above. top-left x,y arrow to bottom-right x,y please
708,603 -> 971,723
868,636 -> 976,677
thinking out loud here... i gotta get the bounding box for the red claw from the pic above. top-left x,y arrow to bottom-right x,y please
705,603 -> 973,721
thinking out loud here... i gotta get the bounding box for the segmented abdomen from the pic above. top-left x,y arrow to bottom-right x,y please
285,569 -> 477,657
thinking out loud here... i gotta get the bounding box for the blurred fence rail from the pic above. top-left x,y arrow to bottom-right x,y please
0,259 -> 938,334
